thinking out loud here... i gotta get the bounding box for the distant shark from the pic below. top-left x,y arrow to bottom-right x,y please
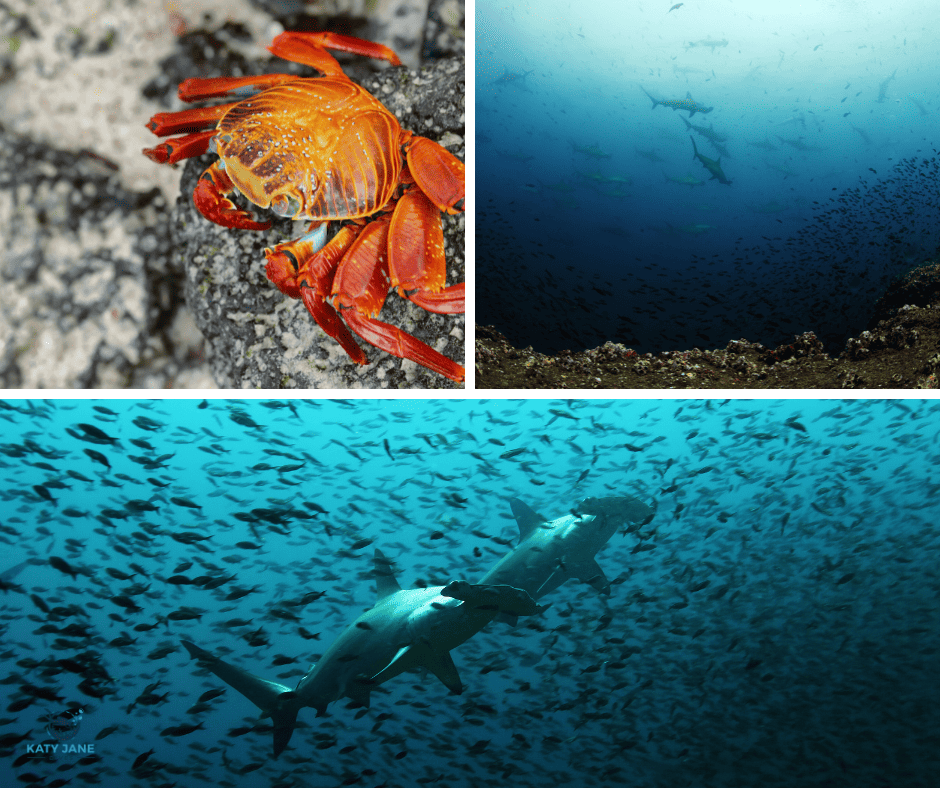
492,68 -> 533,88
663,171 -> 706,187
681,116 -> 728,144
640,86 -> 713,117
775,135 -> 827,153
685,38 -> 728,50
182,550 -> 537,758
570,141 -> 611,159
478,496 -> 653,624
691,136 -> 732,185
876,68 -> 897,103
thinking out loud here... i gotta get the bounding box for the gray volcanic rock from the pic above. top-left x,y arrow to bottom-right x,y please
0,129 -> 210,388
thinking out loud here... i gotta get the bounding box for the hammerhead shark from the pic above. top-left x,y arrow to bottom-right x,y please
478,496 -> 653,624
491,68 -> 533,88
181,550 -> 537,757
640,86 -> 713,116
690,136 -> 731,185
685,38 -> 728,50
876,68 -> 897,103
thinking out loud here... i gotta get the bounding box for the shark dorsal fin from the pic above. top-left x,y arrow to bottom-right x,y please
508,498 -> 548,541
373,549 -> 401,601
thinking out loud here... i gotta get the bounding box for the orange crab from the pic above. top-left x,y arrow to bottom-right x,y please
143,31 -> 465,383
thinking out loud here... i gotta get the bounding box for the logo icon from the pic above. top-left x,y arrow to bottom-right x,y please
44,707 -> 84,742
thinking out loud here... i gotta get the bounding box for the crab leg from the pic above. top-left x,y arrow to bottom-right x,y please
404,135 -> 465,215
388,191 -> 465,314
177,74 -> 299,102
265,224 -> 368,365
342,311 -> 465,383
268,31 -> 401,79
146,105 -> 235,136
332,218 -> 465,382
143,129 -> 217,165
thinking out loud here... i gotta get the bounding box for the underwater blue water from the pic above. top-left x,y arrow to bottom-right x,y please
1,397 -> 938,787
476,0 -> 940,354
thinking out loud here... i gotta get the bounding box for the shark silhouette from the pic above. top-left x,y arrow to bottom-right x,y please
478,496 -> 653,624
181,550 -> 537,757
691,136 -> 732,185
640,86 -> 713,116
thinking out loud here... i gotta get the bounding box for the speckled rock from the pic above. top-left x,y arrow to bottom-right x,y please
0,129 -> 211,388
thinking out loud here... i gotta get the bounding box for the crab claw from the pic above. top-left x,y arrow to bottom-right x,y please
194,162 -> 271,231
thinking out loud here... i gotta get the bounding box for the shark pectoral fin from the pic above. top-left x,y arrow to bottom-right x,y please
575,559 -> 611,595
181,639 -> 292,714
509,498 -> 548,540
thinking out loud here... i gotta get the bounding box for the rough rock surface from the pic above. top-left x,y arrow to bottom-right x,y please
477,262 -> 940,389
0,129 -> 210,388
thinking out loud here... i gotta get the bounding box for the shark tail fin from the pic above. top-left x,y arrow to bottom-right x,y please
639,86 -> 658,109
181,640 -> 297,758
690,136 -> 698,158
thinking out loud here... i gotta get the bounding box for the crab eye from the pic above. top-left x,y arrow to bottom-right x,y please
271,194 -> 301,217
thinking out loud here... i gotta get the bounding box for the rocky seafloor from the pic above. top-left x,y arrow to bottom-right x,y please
477,262 -> 940,390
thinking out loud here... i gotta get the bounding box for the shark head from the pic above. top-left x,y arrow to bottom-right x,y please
480,495 -> 654,614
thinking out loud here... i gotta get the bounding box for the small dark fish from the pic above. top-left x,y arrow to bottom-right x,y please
32,484 -> 57,505
836,572 -> 855,585
383,439 -> 394,460
133,416 -> 164,431
160,722 -> 203,737
500,448 -> 526,460
171,496 -> 201,509
350,538 -> 374,550
49,556 -> 79,579
132,749 -> 155,769
83,448 -> 110,469
228,412 -> 260,429
77,424 -> 118,444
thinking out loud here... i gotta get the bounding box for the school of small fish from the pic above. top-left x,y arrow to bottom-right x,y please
0,398 -> 938,787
